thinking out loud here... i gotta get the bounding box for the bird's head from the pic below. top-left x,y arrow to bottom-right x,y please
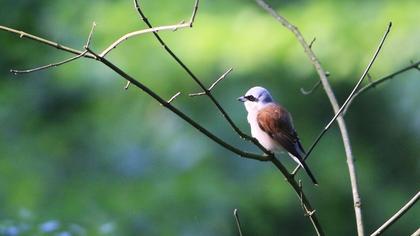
238,86 -> 274,113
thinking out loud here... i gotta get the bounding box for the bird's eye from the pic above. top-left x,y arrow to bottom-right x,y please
245,95 -> 257,102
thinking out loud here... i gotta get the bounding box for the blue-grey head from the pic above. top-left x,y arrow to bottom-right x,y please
238,86 -> 274,113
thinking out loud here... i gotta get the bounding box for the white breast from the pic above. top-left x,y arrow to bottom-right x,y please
247,112 -> 280,151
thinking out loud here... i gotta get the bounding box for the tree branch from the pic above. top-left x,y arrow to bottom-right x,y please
166,91 -> 181,104
10,51 -> 87,74
0,25 -> 96,59
255,0 -> 372,235
300,80 -> 321,95
10,22 -> 97,75
293,22 -> 392,172
234,209 -> 244,236
99,22 -> 197,57
343,60 -> 420,115
189,68 -> 233,97
269,157 -> 324,235
370,191 -> 419,236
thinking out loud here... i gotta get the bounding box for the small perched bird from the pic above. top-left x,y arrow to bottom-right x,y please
238,86 -> 318,185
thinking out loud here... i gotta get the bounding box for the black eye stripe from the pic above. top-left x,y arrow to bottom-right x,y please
245,95 -> 257,101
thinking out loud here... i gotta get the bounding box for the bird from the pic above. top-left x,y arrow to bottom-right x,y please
238,86 -> 318,185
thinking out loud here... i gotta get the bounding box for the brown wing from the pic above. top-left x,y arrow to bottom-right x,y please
257,103 -> 305,158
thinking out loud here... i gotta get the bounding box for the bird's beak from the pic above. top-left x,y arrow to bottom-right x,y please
237,96 -> 246,102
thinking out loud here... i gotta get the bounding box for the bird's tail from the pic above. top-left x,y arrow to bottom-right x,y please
300,160 -> 318,186
289,153 -> 318,186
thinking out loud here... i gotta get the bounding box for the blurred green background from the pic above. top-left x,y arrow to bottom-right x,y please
0,0 -> 419,235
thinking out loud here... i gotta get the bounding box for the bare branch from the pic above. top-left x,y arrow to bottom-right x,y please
298,180 -> 316,216
188,0 -> 200,27
167,92 -> 181,104
371,191 -> 419,236
294,22 -> 392,171
9,22 -> 96,75
255,1 -> 374,235
298,180 -> 305,211
343,60 -> 420,114
10,52 -> 87,74
366,73 -> 373,83
0,25 -> 96,59
124,81 -> 131,90
269,157 -> 323,235
309,37 -> 316,49
85,22 -> 96,48
234,209 -> 244,236
189,68 -> 233,97
324,22 -> 391,127
300,80 -> 321,95
100,23 -> 195,57
300,71 -> 330,96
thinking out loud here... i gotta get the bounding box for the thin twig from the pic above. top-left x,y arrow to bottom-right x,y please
269,157 -> 323,236
10,22 -> 97,75
10,52 -> 87,74
85,22 -> 96,48
100,23 -> 195,57
366,73 -> 373,83
188,0 -> 200,27
255,1 -> 372,235
371,191 -> 419,236
293,22 -> 392,172
300,80 -> 321,95
298,180 -> 305,211
234,209 -> 244,236
309,37 -> 316,49
0,25 -> 96,59
167,92 -> 181,104
173,20 -> 186,31
124,81 -> 131,90
297,180 -> 316,217
323,22 -> 391,129
343,60 -> 420,114
300,70 -> 330,95
189,68 -> 233,96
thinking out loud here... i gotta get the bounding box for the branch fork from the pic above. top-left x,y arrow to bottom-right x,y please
189,67 -> 233,97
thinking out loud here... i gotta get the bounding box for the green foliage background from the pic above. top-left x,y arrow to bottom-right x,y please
0,0 -> 419,235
